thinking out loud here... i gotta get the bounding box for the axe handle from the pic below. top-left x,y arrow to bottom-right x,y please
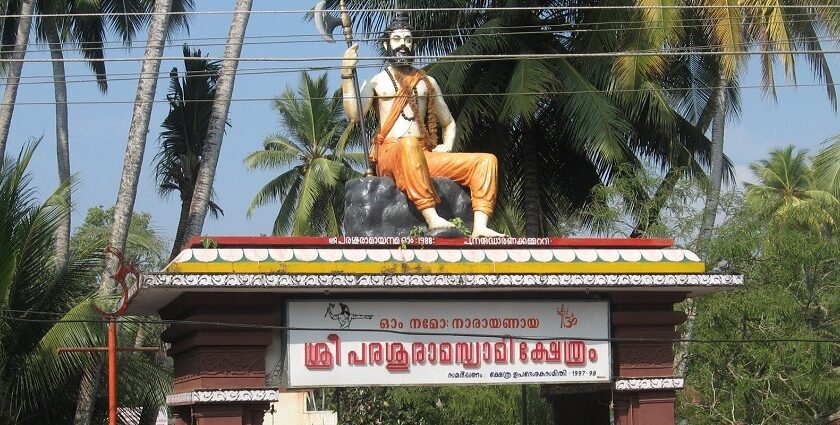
339,0 -> 374,175
349,69 -> 373,175
340,0 -> 354,43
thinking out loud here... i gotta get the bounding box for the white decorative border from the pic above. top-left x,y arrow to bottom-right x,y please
614,377 -> 685,391
142,273 -> 743,289
171,247 -> 701,265
166,389 -> 280,406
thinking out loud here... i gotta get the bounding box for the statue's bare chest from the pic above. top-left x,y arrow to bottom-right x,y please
373,74 -> 430,101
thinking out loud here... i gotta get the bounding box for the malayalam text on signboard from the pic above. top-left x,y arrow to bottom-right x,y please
286,300 -> 611,387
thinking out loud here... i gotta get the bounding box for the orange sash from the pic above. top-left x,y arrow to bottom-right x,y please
370,69 -> 426,166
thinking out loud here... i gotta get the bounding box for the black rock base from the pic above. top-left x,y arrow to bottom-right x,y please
343,177 -> 473,237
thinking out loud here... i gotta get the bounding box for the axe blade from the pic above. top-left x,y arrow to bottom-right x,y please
314,0 -> 342,43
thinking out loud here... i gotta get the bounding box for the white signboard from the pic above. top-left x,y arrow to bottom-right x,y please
286,300 -> 611,387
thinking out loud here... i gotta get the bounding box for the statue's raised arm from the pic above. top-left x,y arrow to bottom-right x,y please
341,12 -> 504,238
340,45 -> 375,123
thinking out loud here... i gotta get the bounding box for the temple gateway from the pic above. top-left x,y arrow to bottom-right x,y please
125,235 -> 742,424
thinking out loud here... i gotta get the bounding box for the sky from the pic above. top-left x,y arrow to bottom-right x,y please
5,1 -> 840,244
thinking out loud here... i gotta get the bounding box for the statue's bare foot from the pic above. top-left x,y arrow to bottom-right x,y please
427,215 -> 456,230
471,226 -> 507,238
421,208 -> 456,230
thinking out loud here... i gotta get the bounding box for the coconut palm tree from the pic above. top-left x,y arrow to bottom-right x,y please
0,0 -> 35,158
1,0 -> 193,268
245,72 -> 363,236
41,0 -> 191,269
100,0 -> 173,295
155,45 -> 225,260
0,141 -> 170,424
182,0 -> 252,243
90,2 -> 175,424
745,145 -> 839,230
697,0 -> 840,244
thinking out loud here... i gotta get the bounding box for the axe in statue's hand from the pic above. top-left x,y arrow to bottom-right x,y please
314,0 -> 374,176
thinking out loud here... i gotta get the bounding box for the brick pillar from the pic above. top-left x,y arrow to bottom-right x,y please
611,292 -> 688,425
160,293 -> 281,425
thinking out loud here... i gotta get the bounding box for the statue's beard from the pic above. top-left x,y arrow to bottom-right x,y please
386,46 -> 414,66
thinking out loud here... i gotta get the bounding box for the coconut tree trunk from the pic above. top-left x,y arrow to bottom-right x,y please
97,0 -> 173,298
0,0 -> 35,158
182,0 -> 252,242
630,166 -> 682,238
698,78 -> 728,246
72,358 -> 104,425
47,26 -> 71,270
170,194 -> 192,260
522,129 -> 542,237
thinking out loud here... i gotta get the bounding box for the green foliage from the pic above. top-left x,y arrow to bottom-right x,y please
328,385 -> 553,425
245,72 -> 361,236
813,135 -> 840,198
155,44 -> 226,258
574,146 -> 840,423
577,164 -> 737,245
679,207 -> 840,424
71,205 -> 167,271
449,217 -> 470,236
744,145 -> 839,231
409,225 -> 426,238
0,142 -> 170,424
200,237 -> 218,249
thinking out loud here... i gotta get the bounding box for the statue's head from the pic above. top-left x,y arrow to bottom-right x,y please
382,11 -> 414,67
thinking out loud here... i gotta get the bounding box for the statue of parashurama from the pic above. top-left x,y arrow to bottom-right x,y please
341,12 -> 504,238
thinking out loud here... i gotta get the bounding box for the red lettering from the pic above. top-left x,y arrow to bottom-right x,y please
455,342 -> 481,368
482,342 -> 493,363
328,334 -> 340,366
411,342 -> 425,364
348,343 -> 366,365
304,342 -> 333,369
548,341 -> 562,362
440,342 -> 453,364
369,342 -> 383,364
494,341 -> 508,363
386,343 -> 410,371
565,340 -> 586,366
530,342 -> 548,362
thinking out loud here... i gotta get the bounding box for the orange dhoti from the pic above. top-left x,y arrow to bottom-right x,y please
376,136 -> 498,215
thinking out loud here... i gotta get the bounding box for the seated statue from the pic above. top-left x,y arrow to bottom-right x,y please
341,12 -> 504,238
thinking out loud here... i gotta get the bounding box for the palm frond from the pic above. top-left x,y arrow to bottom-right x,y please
813,136 -> 840,197
246,168 -> 300,218
244,136 -> 302,171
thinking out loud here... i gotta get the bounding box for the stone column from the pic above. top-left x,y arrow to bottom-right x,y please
611,292 -> 688,425
160,293 -> 281,425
